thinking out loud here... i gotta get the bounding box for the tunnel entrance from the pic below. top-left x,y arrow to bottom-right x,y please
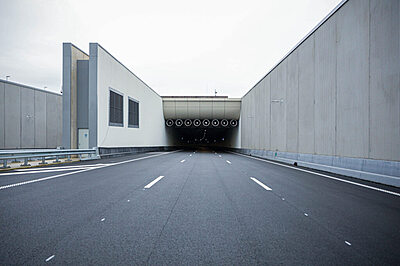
165,119 -> 239,147
162,96 -> 241,148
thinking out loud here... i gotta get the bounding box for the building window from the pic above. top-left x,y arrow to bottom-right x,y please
109,90 -> 123,126
128,98 -> 139,128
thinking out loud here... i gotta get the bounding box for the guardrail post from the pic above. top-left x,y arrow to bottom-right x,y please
95,147 -> 101,159
66,155 -> 72,162
53,156 -> 60,163
39,156 -> 47,165
2,159 -> 10,169
20,158 -> 31,167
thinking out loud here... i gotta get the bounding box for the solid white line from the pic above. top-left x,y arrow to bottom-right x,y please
144,176 -> 164,189
229,151 -> 400,197
250,177 -> 272,191
0,168 -> 88,176
226,160 -> 231,164
45,255 -> 55,262
345,241 -> 352,246
180,159 -> 185,163
0,150 -> 180,191
14,164 -> 108,171
0,168 -> 93,191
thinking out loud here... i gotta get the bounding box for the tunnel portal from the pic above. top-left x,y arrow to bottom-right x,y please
162,96 -> 241,147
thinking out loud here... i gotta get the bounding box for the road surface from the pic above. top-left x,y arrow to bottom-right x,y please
1,150 -> 399,265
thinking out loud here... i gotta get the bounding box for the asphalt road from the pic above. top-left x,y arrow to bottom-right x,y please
0,150 -> 399,265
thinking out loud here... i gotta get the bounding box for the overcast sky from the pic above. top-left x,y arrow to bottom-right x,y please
0,0 -> 341,97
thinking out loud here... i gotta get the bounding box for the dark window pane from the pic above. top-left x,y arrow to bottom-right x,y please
109,91 -> 123,125
128,99 -> 139,127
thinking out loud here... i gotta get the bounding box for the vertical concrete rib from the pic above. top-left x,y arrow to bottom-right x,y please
88,43 -> 98,148
62,43 -> 72,148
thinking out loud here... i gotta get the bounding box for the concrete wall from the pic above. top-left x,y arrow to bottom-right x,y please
62,43 -> 89,149
240,0 -> 400,185
0,79 -> 62,149
89,43 -> 170,148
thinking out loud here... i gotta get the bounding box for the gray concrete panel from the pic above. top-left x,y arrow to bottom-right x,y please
77,60 -> 89,129
20,87 -> 35,148
314,15 -> 336,156
88,43 -> 98,148
244,91 -> 253,148
369,0 -> 400,161
258,79 -> 266,149
270,61 -> 286,151
34,90 -> 46,148
242,92 -> 251,148
0,82 -> 4,148
56,96 -> 63,147
62,43 -> 72,148
298,36 -> 315,154
264,75 -> 271,150
336,0 -> 369,158
46,94 -> 59,148
253,86 -> 260,149
240,95 -> 248,148
4,83 -> 20,148
286,49 -> 299,153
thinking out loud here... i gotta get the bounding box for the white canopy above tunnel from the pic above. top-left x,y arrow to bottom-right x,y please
162,96 -> 241,120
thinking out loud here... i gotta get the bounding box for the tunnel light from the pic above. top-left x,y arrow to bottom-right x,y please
184,119 -> 192,127
271,99 -> 284,103
212,119 -> 219,127
175,119 -> 183,127
202,119 -> 210,127
166,119 -> 174,127
230,120 -> 238,127
221,119 -> 228,127
193,119 -> 201,127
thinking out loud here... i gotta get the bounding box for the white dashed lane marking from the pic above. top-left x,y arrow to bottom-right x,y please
304,213 -> 309,217
345,241 -> 352,246
180,160 -> 185,163
144,176 -> 165,189
250,177 -> 272,191
226,160 -> 231,164
230,151 -> 400,197
101,218 -> 105,222
45,255 -> 55,262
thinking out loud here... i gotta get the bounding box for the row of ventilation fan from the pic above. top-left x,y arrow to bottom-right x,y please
166,119 -> 238,127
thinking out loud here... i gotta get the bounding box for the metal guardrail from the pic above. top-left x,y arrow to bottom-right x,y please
0,148 -> 99,168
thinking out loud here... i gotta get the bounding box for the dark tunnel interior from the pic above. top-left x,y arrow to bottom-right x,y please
165,120 -> 240,149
